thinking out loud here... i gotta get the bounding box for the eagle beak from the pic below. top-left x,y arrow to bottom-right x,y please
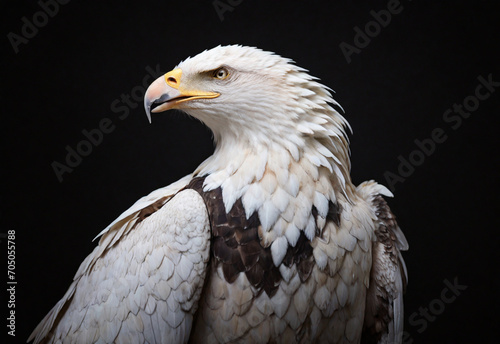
144,68 -> 220,123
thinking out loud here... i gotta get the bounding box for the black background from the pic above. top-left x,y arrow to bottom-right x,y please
2,0 -> 499,343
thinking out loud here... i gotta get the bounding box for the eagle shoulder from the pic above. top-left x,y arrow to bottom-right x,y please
28,178 -> 211,344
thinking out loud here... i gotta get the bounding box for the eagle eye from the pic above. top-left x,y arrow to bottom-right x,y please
213,67 -> 229,80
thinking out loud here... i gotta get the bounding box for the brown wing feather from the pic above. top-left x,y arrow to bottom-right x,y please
362,194 -> 408,344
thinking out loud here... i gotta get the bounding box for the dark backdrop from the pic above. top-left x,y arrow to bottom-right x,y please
2,1 -> 499,343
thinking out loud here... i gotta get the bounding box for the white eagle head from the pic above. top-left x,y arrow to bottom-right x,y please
144,45 -> 349,153
145,45 -> 354,202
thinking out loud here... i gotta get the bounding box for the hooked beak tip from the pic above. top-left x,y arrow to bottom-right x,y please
144,98 -> 152,124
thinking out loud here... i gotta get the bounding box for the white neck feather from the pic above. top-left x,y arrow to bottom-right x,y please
179,45 -> 358,261
190,59 -> 355,220
194,116 -> 354,215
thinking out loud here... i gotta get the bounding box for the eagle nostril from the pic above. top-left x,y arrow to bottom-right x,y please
167,77 -> 177,85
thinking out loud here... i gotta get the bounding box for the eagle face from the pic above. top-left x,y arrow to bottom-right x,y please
144,45 -> 342,147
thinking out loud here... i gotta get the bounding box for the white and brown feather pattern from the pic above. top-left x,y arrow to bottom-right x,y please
358,181 -> 409,344
186,176 -> 318,298
188,176 -> 376,343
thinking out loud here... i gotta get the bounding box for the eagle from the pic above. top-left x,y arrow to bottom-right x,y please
29,45 -> 408,344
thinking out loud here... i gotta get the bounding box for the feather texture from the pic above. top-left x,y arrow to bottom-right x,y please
358,181 -> 408,344
28,189 -> 210,343
30,45 -> 407,344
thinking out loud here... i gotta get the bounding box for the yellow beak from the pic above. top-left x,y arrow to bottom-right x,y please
144,68 -> 220,123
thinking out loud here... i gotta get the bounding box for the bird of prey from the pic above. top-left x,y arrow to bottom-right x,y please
29,45 -> 408,344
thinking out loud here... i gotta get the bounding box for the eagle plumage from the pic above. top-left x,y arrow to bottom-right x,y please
29,45 -> 408,344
